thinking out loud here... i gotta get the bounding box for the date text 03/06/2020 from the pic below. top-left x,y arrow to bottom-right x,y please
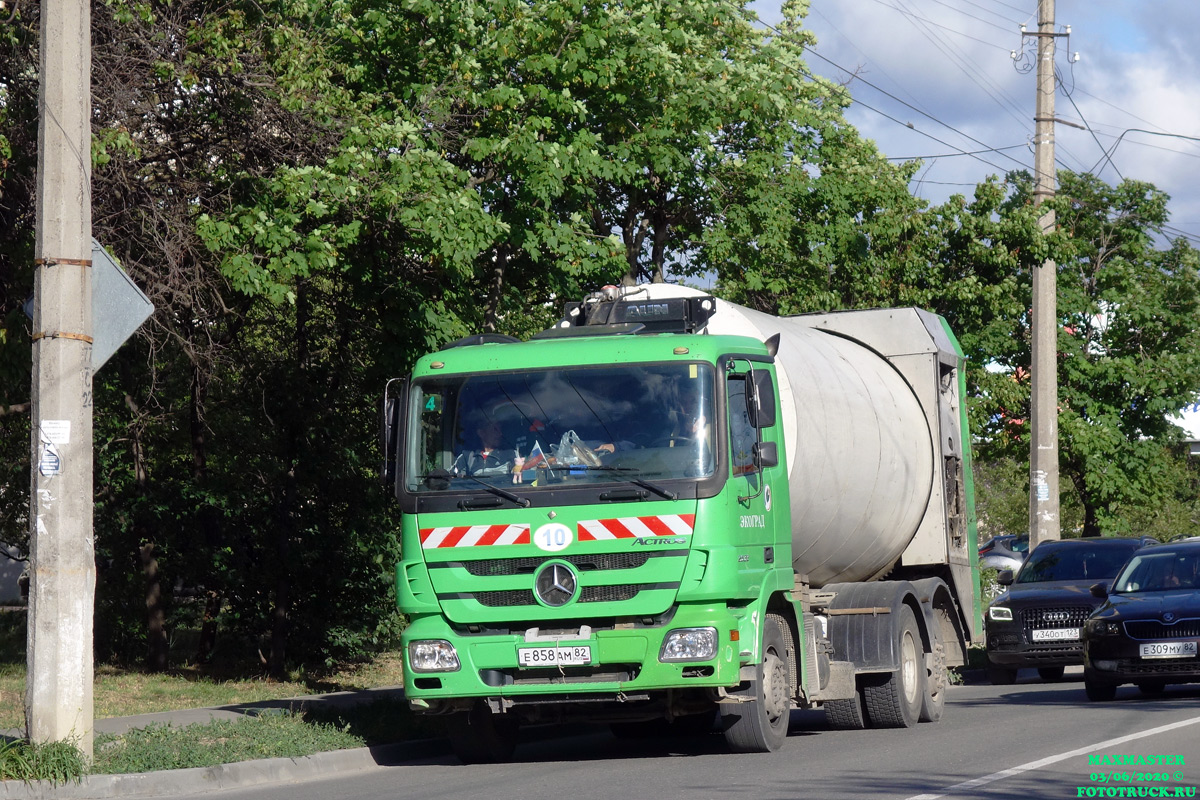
1079,755 -> 1193,798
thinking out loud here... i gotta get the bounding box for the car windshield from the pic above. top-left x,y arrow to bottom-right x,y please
1113,550 -> 1200,593
1015,543 -> 1139,583
404,362 -> 716,492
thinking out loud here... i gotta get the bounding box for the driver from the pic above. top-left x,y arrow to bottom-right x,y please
451,415 -> 516,476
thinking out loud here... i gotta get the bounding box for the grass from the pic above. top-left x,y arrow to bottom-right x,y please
92,712 -> 365,775
0,738 -> 88,784
0,612 -> 429,781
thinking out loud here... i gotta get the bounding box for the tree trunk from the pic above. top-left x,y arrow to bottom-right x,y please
141,542 -> 168,671
194,590 -> 221,665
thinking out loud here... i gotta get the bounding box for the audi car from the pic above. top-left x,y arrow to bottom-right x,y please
1083,540 -> 1200,700
985,537 -> 1148,684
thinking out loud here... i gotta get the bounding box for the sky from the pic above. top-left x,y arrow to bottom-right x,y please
751,0 -> 1200,436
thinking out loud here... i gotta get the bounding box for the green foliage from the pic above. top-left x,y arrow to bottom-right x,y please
0,738 -> 87,784
91,713 -> 363,774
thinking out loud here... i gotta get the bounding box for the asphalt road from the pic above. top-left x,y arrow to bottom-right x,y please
153,673 -> 1200,800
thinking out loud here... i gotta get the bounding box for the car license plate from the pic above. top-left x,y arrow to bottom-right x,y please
518,645 -> 592,667
1139,641 -> 1198,659
1032,628 -> 1079,642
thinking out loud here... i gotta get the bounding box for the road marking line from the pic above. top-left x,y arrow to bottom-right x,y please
907,714 -> 1200,800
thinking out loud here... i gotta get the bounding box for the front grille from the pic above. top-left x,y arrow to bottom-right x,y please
456,552 -> 657,577
461,585 -> 643,607
475,589 -> 534,607
1113,659 -> 1200,676
1124,618 -> 1200,640
1020,606 -> 1092,630
580,585 -> 639,603
481,665 -> 640,686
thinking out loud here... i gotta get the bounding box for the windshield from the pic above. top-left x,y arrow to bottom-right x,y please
1015,543 -> 1139,583
404,362 -> 715,493
1113,549 -> 1200,593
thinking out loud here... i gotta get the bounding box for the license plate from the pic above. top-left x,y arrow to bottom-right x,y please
1140,641 -> 1198,659
1032,628 -> 1079,642
518,645 -> 592,667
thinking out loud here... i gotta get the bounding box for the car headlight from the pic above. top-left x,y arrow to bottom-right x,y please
660,628 -> 717,662
1085,619 -> 1122,637
988,606 -> 1013,621
408,639 -> 461,672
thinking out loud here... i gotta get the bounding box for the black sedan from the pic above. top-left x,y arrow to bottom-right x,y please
985,537 -> 1148,684
1083,541 -> 1200,700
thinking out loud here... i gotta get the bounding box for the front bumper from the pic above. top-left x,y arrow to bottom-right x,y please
1085,641 -> 1200,687
985,622 -> 1084,668
401,603 -> 744,712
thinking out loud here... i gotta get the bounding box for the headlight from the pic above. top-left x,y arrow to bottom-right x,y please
408,640 -> 461,672
1085,619 -> 1122,637
659,628 -> 717,662
988,606 -> 1013,621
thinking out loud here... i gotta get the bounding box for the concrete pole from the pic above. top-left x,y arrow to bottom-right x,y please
1029,0 -> 1061,549
28,0 -> 95,757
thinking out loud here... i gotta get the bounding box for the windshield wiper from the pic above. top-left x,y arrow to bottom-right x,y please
552,465 -> 678,501
462,476 -> 531,508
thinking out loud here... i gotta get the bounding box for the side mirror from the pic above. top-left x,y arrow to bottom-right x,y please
380,379 -> 406,488
997,569 -> 1014,586
1089,582 -> 1109,599
752,441 -> 779,469
745,370 -> 777,429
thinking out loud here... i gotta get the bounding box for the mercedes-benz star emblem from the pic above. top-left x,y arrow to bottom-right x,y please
535,563 -> 578,607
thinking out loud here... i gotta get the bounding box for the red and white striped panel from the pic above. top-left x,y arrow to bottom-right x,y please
577,514 -> 695,541
419,524 -> 531,549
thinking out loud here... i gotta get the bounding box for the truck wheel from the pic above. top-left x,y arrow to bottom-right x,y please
825,690 -> 868,730
720,613 -> 792,752
919,607 -> 949,723
447,702 -> 519,764
862,605 -> 924,728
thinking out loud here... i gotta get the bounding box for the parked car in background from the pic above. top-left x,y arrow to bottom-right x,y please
979,534 -> 1029,572
985,537 -> 1148,684
1083,540 -> 1200,701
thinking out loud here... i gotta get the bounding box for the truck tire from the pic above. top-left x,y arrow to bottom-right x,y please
919,603 -> 950,723
862,605 -> 924,728
447,702 -> 519,764
825,690 -> 868,730
720,613 -> 792,752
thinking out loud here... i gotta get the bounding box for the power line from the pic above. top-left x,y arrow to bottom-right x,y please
860,0 -> 1014,46
1089,129 -> 1200,175
798,40 -> 1030,172
887,143 -> 1029,160
1059,79 -> 1123,181
921,0 -> 1021,37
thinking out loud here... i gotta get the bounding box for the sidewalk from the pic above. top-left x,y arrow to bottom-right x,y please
1,687 -> 450,800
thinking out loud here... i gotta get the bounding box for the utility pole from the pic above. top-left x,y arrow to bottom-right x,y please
1028,0 -> 1061,550
28,0 -> 95,757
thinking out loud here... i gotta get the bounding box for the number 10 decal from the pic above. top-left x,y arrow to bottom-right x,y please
534,522 -> 573,552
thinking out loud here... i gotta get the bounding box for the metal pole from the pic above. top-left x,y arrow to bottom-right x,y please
1029,0 -> 1061,549
28,0 -> 95,757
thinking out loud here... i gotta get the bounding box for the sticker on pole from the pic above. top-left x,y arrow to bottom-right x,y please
39,443 -> 62,476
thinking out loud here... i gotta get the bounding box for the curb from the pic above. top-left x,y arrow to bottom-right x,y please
0,739 -> 447,800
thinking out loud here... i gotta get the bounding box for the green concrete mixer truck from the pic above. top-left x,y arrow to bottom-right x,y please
380,284 -> 981,762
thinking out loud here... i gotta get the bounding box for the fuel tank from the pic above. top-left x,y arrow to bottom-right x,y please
638,285 -> 940,587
